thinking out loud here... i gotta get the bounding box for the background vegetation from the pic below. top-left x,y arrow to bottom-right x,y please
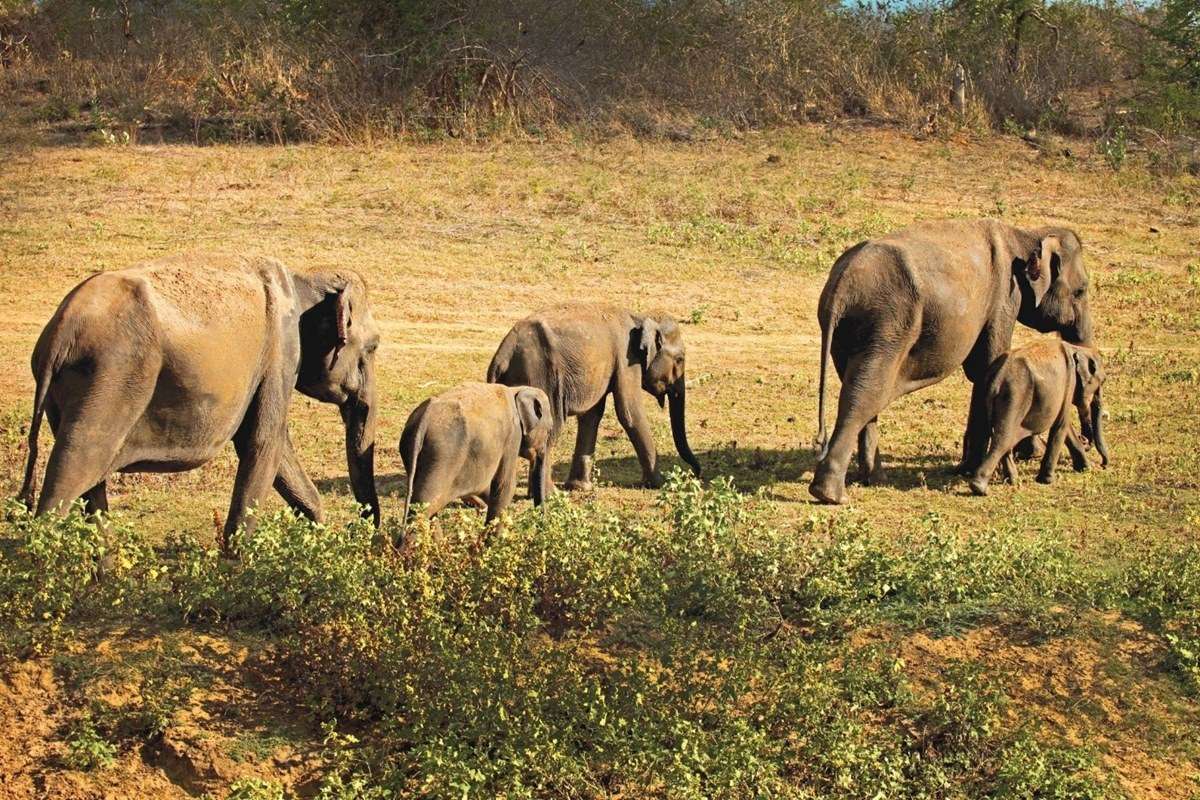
0,0 -> 1197,158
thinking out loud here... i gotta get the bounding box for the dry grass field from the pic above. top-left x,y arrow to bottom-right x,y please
1,124 -> 1199,798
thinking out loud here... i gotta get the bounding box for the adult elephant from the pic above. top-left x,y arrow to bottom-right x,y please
810,219 -> 1093,504
18,253 -> 381,541
487,305 -> 702,490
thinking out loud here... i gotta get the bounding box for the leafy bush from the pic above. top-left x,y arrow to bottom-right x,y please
0,479 -> 1168,796
0,502 -> 156,656
63,718 -> 117,771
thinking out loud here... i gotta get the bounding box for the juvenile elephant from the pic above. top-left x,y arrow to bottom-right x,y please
487,305 -> 702,490
811,219 -> 1094,504
18,253 -> 381,540
399,383 -> 554,524
968,341 -> 1108,496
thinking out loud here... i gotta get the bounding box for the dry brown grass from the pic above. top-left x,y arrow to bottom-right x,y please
1,124 -> 1197,546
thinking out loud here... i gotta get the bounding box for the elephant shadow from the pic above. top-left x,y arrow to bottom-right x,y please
593,447 -> 965,497
313,449 -> 973,505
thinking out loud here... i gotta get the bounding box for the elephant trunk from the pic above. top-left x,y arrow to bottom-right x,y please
1090,388 -> 1109,467
341,384 -> 380,527
668,376 -> 702,478
529,451 -> 549,507
1068,308 -> 1094,347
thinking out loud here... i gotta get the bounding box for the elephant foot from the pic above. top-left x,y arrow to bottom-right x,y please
861,466 -> 886,486
968,476 -> 989,496
1014,437 -> 1046,461
808,476 -> 848,505
1036,472 -> 1054,485
564,478 -> 594,492
643,472 -> 665,490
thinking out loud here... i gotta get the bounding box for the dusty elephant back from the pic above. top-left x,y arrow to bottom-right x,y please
488,305 -> 630,424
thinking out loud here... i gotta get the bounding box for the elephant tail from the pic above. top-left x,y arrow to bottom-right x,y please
401,413 -> 429,526
814,304 -> 837,460
486,329 -> 516,384
19,324 -> 71,509
531,321 -> 568,432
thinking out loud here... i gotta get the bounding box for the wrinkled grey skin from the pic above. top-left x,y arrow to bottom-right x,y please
811,219 -> 1093,504
18,254 -> 381,543
487,305 -> 701,490
969,340 -> 1108,496
399,383 -> 554,528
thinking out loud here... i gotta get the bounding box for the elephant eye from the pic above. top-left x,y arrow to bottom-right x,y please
1073,287 -> 1086,299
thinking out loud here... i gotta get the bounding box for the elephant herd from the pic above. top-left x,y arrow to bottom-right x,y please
16,218 -> 1109,547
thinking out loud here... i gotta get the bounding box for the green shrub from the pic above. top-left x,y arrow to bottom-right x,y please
63,718 -> 117,771
0,479 -> 1155,797
0,502 -> 156,656
226,778 -> 287,800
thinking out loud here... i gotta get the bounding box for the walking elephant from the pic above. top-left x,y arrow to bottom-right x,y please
810,219 -> 1094,504
399,382 -> 554,526
18,253 -> 381,542
968,340 -> 1109,496
487,305 -> 702,490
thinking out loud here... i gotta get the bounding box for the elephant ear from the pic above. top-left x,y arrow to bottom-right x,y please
639,318 -> 660,365
1025,235 -> 1060,294
515,388 -> 546,441
334,288 -> 352,346
1072,347 -> 1098,403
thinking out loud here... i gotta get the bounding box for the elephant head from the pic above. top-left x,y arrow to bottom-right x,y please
296,271 -> 381,525
637,316 -> 702,478
513,386 -> 554,505
1018,230 -> 1094,345
1070,346 -> 1109,467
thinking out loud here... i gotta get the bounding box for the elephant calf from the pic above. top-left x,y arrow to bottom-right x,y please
487,305 -> 701,491
968,341 -> 1109,496
400,382 -> 554,526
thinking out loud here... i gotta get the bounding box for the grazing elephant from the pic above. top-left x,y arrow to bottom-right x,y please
399,382 -> 554,525
18,253 -> 381,540
968,341 -> 1108,496
811,219 -> 1094,504
486,305 -> 702,490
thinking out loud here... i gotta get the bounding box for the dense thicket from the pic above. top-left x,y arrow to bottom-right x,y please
0,0 -> 1196,148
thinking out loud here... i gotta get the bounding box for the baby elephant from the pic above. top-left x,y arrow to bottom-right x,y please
969,341 -> 1109,496
400,382 -> 554,525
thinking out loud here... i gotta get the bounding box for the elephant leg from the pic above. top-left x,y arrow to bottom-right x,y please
1065,426 -> 1090,472
856,417 -> 884,485
225,385 -> 286,550
958,323 -> 1013,474
566,396 -> 606,491
37,391 -> 147,517
407,455 -> 455,520
958,379 -> 993,475
1013,434 -> 1046,461
810,354 -> 894,505
1001,452 -> 1019,485
81,481 -> 109,515
1037,419 -> 1071,485
969,423 -> 1023,497
485,458 -> 518,526
613,386 -> 661,488
273,433 -> 324,523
